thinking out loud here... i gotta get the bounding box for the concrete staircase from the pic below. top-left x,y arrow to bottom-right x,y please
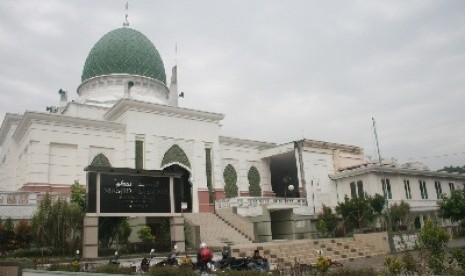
215,208 -> 255,241
183,213 -> 252,249
230,237 -> 387,268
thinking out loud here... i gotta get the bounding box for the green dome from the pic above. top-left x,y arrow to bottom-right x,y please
81,27 -> 166,84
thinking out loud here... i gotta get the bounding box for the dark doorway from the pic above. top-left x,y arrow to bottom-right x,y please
270,209 -> 294,240
163,165 -> 192,212
269,151 -> 299,197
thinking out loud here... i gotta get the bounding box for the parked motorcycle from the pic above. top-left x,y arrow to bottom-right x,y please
217,246 -> 251,271
154,245 -> 179,267
108,251 -> 120,265
140,248 -> 156,272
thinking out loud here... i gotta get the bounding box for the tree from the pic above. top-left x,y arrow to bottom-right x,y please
417,219 -> 450,274
438,165 -> 465,174
31,193 -> 84,255
336,195 -> 375,233
317,205 -> 338,237
438,189 -> 465,227
99,217 -> 127,250
70,180 -> 86,212
371,193 -> 386,217
15,220 -> 32,249
390,200 -> 410,231
118,220 -> 132,250
31,193 -> 53,256
390,219 -> 453,275
0,217 -> 16,253
137,226 -> 155,243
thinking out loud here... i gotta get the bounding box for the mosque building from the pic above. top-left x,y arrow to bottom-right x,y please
1,14 -> 464,256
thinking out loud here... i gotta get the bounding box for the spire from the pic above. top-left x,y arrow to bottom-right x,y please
175,42 -> 178,66
123,1 -> 129,27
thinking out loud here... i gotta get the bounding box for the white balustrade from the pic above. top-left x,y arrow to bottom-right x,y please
215,196 -> 308,210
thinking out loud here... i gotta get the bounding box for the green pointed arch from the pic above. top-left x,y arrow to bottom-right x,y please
90,153 -> 111,167
223,164 -> 238,198
248,166 -> 261,196
161,145 -> 191,169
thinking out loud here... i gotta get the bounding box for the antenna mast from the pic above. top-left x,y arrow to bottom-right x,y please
372,117 -> 394,254
372,117 -> 382,166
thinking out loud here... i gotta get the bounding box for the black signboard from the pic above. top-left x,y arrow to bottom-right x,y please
100,173 -> 171,213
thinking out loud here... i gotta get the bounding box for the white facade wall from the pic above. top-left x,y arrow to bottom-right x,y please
220,142 -> 272,195
7,115 -> 125,188
120,109 -> 222,183
76,75 -> 170,107
300,150 -> 336,213
0,122 -> 20,190
63,103 -> 108,120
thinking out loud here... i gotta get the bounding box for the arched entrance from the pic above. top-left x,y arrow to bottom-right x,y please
161,144 -> 193,212
163,164 -> 192,212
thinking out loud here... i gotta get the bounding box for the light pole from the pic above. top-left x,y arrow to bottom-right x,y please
283,176 -> 295,200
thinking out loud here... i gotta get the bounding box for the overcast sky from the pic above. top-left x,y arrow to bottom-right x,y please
1,0 -> 464,170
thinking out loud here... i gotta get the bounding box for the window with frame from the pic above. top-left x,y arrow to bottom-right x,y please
434,181 -> 442,199
419,180 -> 428,199
381,179 -> 392,199
357,180 -> 364,198
205,148 -> 213,203
135,139 -> 144,169
350,182 -> 357,198
449,182 -> 455,192
403,180 -> 412,199
349,180 -> 364,198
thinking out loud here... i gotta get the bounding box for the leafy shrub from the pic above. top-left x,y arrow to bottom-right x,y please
450,248 -> 465,271
0,257 -> 35,269
93,263 -> 135,274
400,252 -> 417,274
149,265 -> 195,275
384,256 -> 402,275
48,263 -> 72,271
315,255 -> 331,273
327,267 -> 379,276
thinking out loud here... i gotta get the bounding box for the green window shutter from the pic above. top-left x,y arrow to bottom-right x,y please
135,140 -> 143,169
205,148 -> 213,203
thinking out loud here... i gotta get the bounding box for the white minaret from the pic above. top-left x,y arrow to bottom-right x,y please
169,65 -> 178,106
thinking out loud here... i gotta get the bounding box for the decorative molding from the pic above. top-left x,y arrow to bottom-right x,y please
293,206 -> 314,216
0,205 -> 37,219
219,136 -> 276,149
105,99 -> 225,122
0,113 -> 22,145
78,74 -> 169,97
330,165 -> 465,180
301,139 -> 363,154
12,112 -> 125,144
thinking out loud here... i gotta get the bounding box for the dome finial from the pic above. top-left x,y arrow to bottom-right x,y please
123,1 -> 129,27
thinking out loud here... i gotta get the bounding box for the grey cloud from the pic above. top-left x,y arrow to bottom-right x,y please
1,0 -> 464,170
